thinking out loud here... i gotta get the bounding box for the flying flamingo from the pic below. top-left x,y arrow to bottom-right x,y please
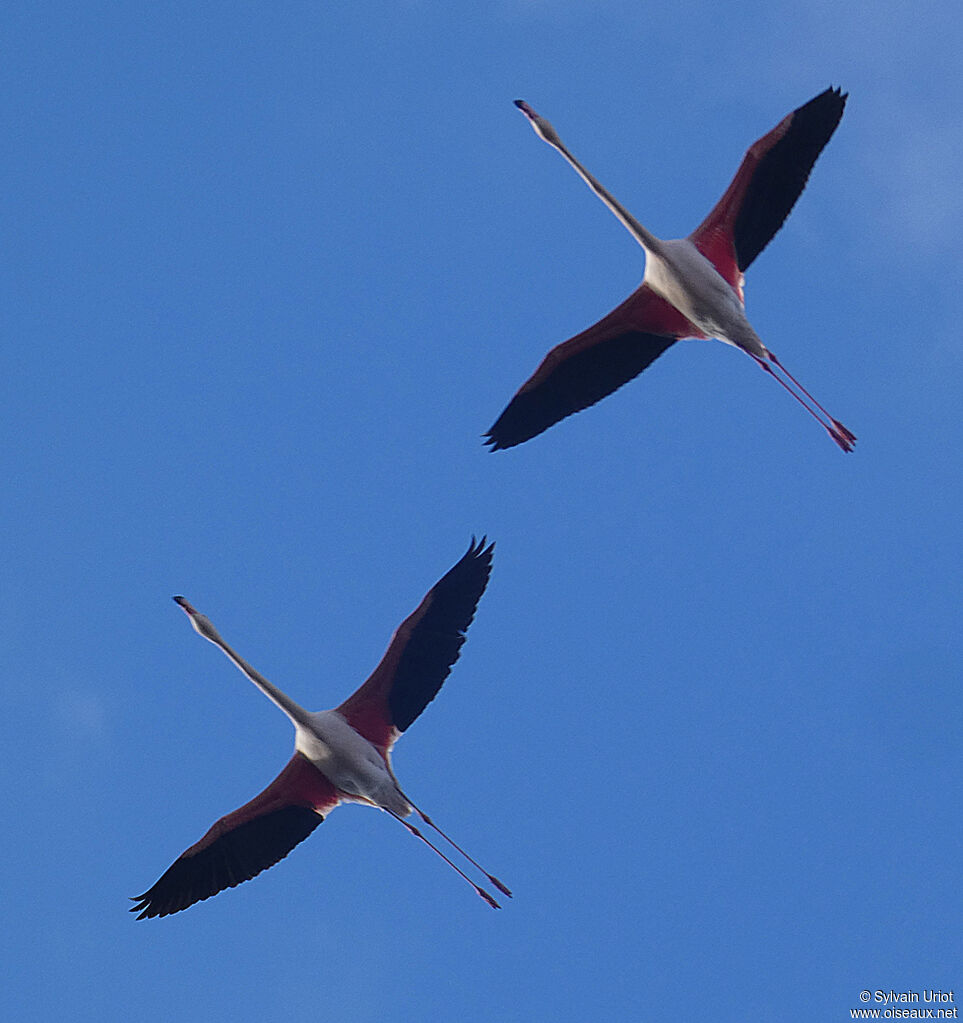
131,538 -> 510,919
485,88 -> 856,452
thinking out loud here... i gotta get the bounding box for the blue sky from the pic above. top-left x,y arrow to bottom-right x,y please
2,2 -> 961,1021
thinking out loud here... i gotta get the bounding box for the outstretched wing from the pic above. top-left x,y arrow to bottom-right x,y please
691,87 -> 846,279
336,538 -> 494,753
131,752 -> 339,919
485,284 -> 696,450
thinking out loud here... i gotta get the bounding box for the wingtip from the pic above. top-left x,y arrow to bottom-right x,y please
816,84 -> 848,112
468,535 -> 495,560
483,420 -> 526,451
129,895 -> 153,920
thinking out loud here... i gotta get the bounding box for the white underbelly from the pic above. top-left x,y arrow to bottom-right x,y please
643,238 -> 765,356
296,710 -> 410,814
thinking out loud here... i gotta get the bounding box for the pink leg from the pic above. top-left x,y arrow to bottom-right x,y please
388,810 -> 502,909
751,354 -> 855,453
409,801 -> 512,898
768,353 -> 857,446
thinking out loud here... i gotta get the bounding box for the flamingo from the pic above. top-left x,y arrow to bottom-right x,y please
485,88 -> 856,452
131,538 -> 510,919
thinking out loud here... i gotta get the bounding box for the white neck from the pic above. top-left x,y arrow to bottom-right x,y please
548,136 -> 661,254
202,627 -> 313,728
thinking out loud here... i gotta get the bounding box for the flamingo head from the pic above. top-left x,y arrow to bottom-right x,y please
173,595 -> 221,643
514,100 -> 563,149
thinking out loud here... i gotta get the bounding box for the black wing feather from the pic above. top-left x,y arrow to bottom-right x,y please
485,331 -> 677,450
388,538 -> 494,732
734,87 -> 846,272
131,806 -> 323,919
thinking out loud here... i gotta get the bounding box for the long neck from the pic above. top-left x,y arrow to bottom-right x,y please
205,629 -> 312,728
550,138 -> 661,253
